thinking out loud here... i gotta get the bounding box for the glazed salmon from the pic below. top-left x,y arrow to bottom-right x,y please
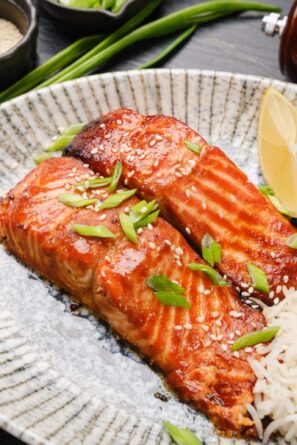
64,108 -> 297,305
0,157 -> 266,437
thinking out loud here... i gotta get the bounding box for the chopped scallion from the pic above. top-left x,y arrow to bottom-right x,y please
58,193 -> 97,208
45,123 -> 85,152
184,140 -> 200,154
231,326 -> 280,351
247,263 -> 269,293
33,152 -> 53,164
163,421 -> 202,445
99,189 -> 137,209
147,275 -> 191,308
119,212 -> 138,244
75,177 -> 112,189
258,185 -> 291,216
155,291 -> 191,308
286,233 -> 297,249
187,263 -> 227,287
134,210 -> 160,229
201,233 -> 221,267
72,223 -> 115,238
109,162 -> 122,193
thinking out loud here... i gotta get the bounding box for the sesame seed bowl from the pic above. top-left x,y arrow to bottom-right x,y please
0,69 -> 297,445
0,0 -> 37,88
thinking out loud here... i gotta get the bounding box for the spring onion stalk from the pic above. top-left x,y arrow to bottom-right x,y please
58,193 -> 97,208
163,421 -> 202,445
201,233 -> 221,267
112,0 -> 127,13
119,212 -> 138,244
247,263 -> 269,293
147,275 -> 191,309
231,326 -> 280,351
184,140 -> 201,154
109,162 -> 122,193
187,263 -> 227,287
72,224 -> 115,238
37,1 -> 280,87
286,233 -> 297,249
139,25 -> 196,69
45,123 -> 85,152
37,0 -> 161,88
75,177 -> 112,189
33,152 -> 54,164
134,210 -> 159,229
99,189 -> 137,209
0,35 -> 103,103
258,185 -> 291,216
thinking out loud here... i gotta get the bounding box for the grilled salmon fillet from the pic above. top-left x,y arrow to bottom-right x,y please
64,108 -> 297,305
0,157 -> 266,437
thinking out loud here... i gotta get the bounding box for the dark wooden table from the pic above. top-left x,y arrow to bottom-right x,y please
0,0 -> 290,443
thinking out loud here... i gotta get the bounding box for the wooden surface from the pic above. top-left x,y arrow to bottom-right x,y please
0,0 -> 291,443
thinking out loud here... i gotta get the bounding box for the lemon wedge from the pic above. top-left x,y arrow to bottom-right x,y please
258,87 -> 297,216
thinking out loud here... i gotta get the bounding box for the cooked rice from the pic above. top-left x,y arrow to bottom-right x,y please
248,287 -> 297,444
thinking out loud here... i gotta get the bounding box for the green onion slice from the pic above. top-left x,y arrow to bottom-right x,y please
119,212 -> 138,244
45,123 -> 85,152
258,185 -> 291,217
201,233 -> 221,267
72,224 -> 115,238
134,210 -> 160,229
184,140 -> 200,154
33,152 -> 53,164
58,193 -> 97,208
130,199 -> 159,228
258,185 -> 274,196
163,421 -> 202,445
99,189 -> 137,209
109,162 -> 122,193
75,177 -> 111,189
286,233 -> 297,249
187,263 -> 227,287
147,275 -> 191,309
247,263 -> 269,293
231,326 -> 280,351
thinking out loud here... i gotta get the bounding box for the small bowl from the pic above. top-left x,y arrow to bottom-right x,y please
0,0 -> 38,89
40,0 -> 151,33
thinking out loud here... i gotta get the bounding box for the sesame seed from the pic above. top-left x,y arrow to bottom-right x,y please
248,287 -> 254,293
140,206 -> 148,214
196,316 -> 204,323
216,320 -> 222,327
230,311 -> 243,318
116,119 -> 123,125
276,285 -> 282,294
185,227 -> 191,235
241,291 -> 250,297
235,330 -> 241,336
235,287 -> 241,292
68,172 -> 75,177
211,311 -> 219,318
154,160 -> 159,168
245,347 -> 253,353
105,133 -> 111,139
147,223 -> 154,231
99,214 -> 106,221
155,134 -> 163,141
221,344 -> 228,352
241,283 -> 249,289
217,334 -> 223,341
269,291 -> 275,299
175,172 -> 182,178
124,207 -> 130,213
128,170 -> 135,178
72,167 -> 77,173
148,242 -> 156,249
124,179 -> 129,185
164,239 -> 172,246
65,183 -> 71,191
229,333 -> 235,339
271,252 -> 276,258
100,123 -> 106,129
210,334 -> 217,341
99,144 -> 104,151
283,275 -> 289,283
201,202 -> 207,210
176,260 -> 182,267
204,290 -> 211,295
184,323 -> 192,330
274,297 -> 280,305
198,285 -> 205,292
186,189 -> 191,198
91,148 -> 98,154
201,325 -> 209,332
233,351 -> 240,358
174,325 -> 183,331
191,185 -> 197,192
227,340 -> 234,345
137,228 -> 143,234
175,247 -> 183,256
111,148 -> 118,154
139,154 -> 146,160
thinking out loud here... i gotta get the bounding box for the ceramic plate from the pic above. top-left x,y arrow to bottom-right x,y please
0,69 -> 296,445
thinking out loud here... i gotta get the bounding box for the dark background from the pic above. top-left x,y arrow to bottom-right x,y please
0,0 -> 291,443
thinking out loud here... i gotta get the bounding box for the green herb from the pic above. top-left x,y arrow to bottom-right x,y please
201,233 -> 221,267
247,263 -> 269,293
231,326 -> 280,351
35,1 -> 280,88
99,189 -> 137,209
0,35 -> 103,103
75,177 -> 112,189
33,152 -> 53,164
112,0 -> 127,12
72,223 -> 115,238
119,212 -> 138,244
130,199 -> 159,228
147,275 -> 191,308
286,233 -> 297,249
58,193 -> 97,208
45,123 -> 85,152
258,185 -> 291,216
184,140 -> 200,154
109,162 -> 122,193
134,210 -> 160,229
163,421 -> 202,445
187,263 -> 227,287
139,25 -> 196,69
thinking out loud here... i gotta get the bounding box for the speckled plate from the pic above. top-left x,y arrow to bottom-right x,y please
0,69 -> 296,445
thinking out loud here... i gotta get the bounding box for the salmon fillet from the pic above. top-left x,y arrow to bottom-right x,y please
0,157 -> 266,437
64,108 -> 297,305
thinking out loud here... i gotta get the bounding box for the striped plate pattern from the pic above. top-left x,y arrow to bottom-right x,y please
0,70 -> 296,445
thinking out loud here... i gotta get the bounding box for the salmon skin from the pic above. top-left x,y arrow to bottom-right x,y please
64,108 -> 297,305
0,157 -> 266,437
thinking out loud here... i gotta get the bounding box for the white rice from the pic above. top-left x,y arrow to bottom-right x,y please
248,287 -> 297,443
